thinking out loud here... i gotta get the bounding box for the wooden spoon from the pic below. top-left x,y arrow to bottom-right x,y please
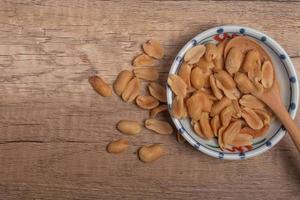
226,36 -> 300,152
254,78 -> 300,152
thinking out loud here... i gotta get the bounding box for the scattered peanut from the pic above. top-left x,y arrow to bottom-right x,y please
117,120 -> 141,135
138,144 -> 164,163
136,95 -> 159,110
133,53 -> 156,67
89,75 -> 112,97
122,77 -> 140,102
107,139 -> 129,153
134,66 -> 159,81
143,40 -> 164,59
145,119 -> 173,135
150,104 -> 168,118
114,70 -> 133,96
148,82 -> 167,102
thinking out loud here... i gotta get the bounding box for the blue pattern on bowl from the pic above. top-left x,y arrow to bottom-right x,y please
290,76 -> 296,83
217,28 -> 224,34
280,54 -> 286,60
239,28 -> 245,34
261,36 -> 267,42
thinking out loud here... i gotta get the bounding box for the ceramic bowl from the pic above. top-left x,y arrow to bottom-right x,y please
167,25 -> 299,160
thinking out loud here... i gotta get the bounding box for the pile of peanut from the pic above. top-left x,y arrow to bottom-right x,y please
89,40 -> 175,163
168,36 -> 275,150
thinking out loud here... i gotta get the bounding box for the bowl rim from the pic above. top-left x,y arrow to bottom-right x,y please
166,25 -> 299,160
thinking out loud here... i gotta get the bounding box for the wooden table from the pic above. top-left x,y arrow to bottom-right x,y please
0,0 -> 299,199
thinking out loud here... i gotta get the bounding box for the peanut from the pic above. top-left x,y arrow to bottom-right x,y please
200,112 -> 214,139
261,60 -> 274,88
210,97 -> 232,117
190,67 -> 206,89
211,115 -> 221,137
133,53 -> 156,67
214,70 -> 236,90
231,134 -> 253,147
234,72 -> 255,94
122,77 -> 140,102
145,119 -> 173,135
194,120 -> 206,139
184,44 -> 206,64
254,109 -> 271,125
198,57 -> 215,72
89,75 -> 112,97
113,70 -> 133,96
205,43 -> 217,62
171,95 -> 186,119
178,62 -> 192,89
186,92 -> 212,120
222,120 -> 242,145
242,50 -> 261,74
167,74 -> 187,97
136,95 -> 159,110
218,126 -> 227,149
240,125 -> 269,138
232,100 -> 242,118
148,82 -> 167,102
209,75 -> 223,100
134,66 -> 159,81
225,47 -> 244,75
201,88 -> 219,101
252,79 -> 264,96
150,104 -> 168,118
138,144 -> 164,163
195,91 -> 213,112
213,39 -> 228,72
216,79 -> 240,100
143,40 -> 164,59
220,105 -> 235,127
241,107 -> 264,130
117,120 -> 141,135
107,139 -> 129,153
239,95 -> 265,109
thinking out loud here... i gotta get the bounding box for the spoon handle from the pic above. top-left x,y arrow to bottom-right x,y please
271,103 -> 300,153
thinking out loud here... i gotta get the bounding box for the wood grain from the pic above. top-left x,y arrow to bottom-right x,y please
0,0 -> 299,199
